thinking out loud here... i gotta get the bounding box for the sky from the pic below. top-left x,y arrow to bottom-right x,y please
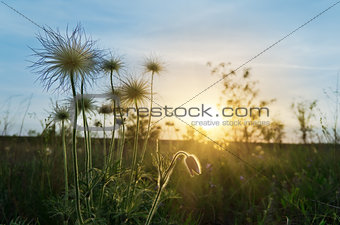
0,0 -> 339,142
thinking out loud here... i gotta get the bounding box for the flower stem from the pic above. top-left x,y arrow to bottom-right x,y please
126,100 -> 140,208
80,81 -> 92,216
118,113 -> 125,173
61,120 -> 69,225
145,186 -> 162,225
108,71 -> 116,172
70,74 -> 84,224
85,119 -> 93,207
141,71 -> 154,163
103,114 -> 107,167
145,150 -> 188,225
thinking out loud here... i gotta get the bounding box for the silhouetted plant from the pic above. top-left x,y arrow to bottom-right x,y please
98,104 -> 113,167
102,55 -> 124,172
119,77 -> 149,208
145,140 -> 201,225
51,102 -> 70,224
141,57 -> 164,163
31,24 -> 102,224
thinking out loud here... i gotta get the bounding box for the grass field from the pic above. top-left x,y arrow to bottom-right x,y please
1,136 -> 339,225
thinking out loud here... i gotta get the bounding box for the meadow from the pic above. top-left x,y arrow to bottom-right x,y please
0,24 -> 339,225
0,136 -> 339,225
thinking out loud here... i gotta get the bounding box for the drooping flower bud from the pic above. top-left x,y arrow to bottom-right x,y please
184,155 -> 201,176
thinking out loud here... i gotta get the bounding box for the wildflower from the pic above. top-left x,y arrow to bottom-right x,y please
98,104 -> 113,114
102,55 -> 124,102
72,96 -> 96,115
31,25 -> 102,92
240,175 -> 245,180
30,25 -> 101,224
145,150 -> 201,225
51,103 -> 70,122
119,77 -> 149,107
143,57 -> 164,75
184,155 -> 201,176
102,56 -> 124,75
140,56 -> 164,163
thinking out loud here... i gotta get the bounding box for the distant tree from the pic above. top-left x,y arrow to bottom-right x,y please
27,129 -> 39,136
291,100 -> 317,144
209,62 -> 277,143
260,120 -> 285,143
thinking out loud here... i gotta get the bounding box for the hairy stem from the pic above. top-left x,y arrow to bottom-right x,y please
141,71 -> 154,163
145,150 -> 188,225
61,120 -> 69,225
70,74 -> 84,224
81,81 -> 91,215
85,118 -> 93,207
145,186 -> 162,225
108,70 -> 116,172
118,111 -> 125,173
103,114 -> 107,168
126,100 -> 140,208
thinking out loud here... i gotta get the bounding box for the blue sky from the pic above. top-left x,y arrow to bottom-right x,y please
0,0 -> 339,141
